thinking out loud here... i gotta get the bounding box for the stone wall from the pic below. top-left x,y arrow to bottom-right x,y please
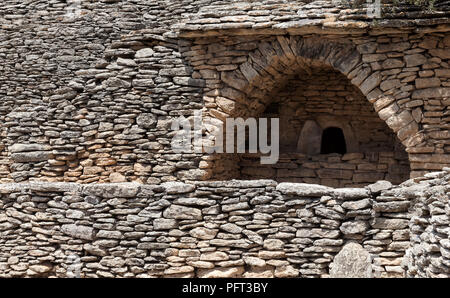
240,151 -> 410,187
188,33 -> 450,180
403,171 -> 450,277
1,169 -> 448,278
0,1 -> 449,185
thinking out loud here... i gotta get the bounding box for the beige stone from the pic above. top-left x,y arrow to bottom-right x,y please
197,266 -> 245,278
415,78 -> 441,89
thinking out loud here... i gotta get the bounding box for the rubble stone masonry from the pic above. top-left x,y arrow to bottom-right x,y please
0,0 -> 449,278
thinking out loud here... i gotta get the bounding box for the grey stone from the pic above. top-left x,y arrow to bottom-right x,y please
161,182 -> 195,194
9,144 -> 51,153
135,48 -> 154,58
83,183 -> 140,198
11,152 -> 53,162
162,205 -> 202,220
276,183 -> 333,197
340,221 -> 369,235
61,224 -> 95,240
136,113 -> 157,129
367,181 -> 393,193
329,243 -> 373,278
153,218 -> 178,230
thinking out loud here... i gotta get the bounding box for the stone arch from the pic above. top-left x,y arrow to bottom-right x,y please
200,35 -> 416,183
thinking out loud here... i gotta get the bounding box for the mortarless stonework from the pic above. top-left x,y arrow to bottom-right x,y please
0,0 -> 449,278
0,0 -> 449,183
0,168 -> 448,278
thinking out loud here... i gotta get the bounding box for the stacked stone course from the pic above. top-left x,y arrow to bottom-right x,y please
1,0 -> 449,278
0,169 -> 448,278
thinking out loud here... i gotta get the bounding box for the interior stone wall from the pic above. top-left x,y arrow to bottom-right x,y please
0,1 -> 449,185
237,67 -> 410,186
240,152 -> 409,187
0,169 -> 448,278
190,33 -> 450,181
403,171 -> 450,277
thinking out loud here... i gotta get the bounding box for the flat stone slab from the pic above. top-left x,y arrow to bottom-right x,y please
277,183 -> 334,197
82,183 -> 141,198
329,243 -> 373,278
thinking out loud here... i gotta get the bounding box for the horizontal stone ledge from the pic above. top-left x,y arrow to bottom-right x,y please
178,23 -> 450,38
82,183 -> 141,198
276,183 -> 334,197
8,144 -> 52,153
0,171 -> 446,198
412,87 -> 450,99
0,182 -> 81,194
194,179 -> 277,188
10,151 -> 53,163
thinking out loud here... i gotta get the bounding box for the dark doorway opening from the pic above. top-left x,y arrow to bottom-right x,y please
321,127 -> 347,154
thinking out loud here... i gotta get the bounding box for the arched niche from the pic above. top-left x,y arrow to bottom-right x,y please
197,36 -> 412,186
297,118 -> 359,155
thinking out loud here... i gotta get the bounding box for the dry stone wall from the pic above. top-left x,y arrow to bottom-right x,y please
0,0 -> 449,279
1,169 -> 448,278
187,33 -> 450,180
403,170 -> 450,277
240,151 -> 409,187
0,1 -> 449,184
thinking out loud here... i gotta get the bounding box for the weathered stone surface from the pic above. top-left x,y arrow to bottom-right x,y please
0,0 -> 448,279
61,224 -> 95,240
371,218 -> 409,230
342,199 -> 371,210
277,183 -> 333,197
11,152 -> 53,162
162,205 -> 202,220
329,243 -> 373,278
135,48 -> 154,58
367,181 -> 393,193
161,182 -> 195,194
404,54 -> 427,67
197,267 -> 245,278
83,183 -> 140,198
189,227 -> 218,240
9,144 -> 51,153
340,221 -> 369,235
153,218 -> 178,230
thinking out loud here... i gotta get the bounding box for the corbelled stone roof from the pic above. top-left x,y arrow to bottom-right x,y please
177,0 -> 450,37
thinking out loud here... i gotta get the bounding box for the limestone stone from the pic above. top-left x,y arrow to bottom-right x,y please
276,183 -> 333,197
367,181 -> 393,193
274,265 -> 299,278
163,205 -> 202,220
329,243 -> 373,278
415,78 -> 441,89
109,173 -> 127,183
189,227 -> 218,240
200,251 -> 229,262
83,183 -> 140,198
359,72 -> 381,95
153,218 -> 178,230
404,54 -> 427,67
340,221 -> 369,235
197,266 -> 245,278
161,182 -> 195,194
11,152 -> 53,163
371,218 -> 409,230
243,256 -> 266,267
135,48 -> 154,58
61,224 -> 95,240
